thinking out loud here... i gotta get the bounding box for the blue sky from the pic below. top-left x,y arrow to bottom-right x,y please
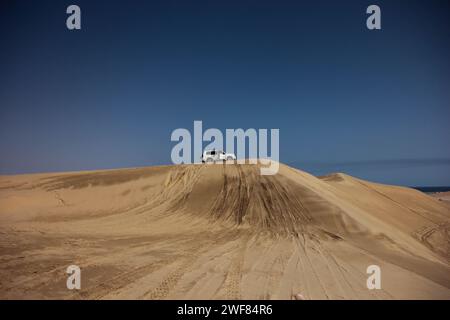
0,0 -> 449,186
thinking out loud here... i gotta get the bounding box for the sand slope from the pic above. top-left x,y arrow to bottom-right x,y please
0,163 -> 449,299
431,191 -> 450,205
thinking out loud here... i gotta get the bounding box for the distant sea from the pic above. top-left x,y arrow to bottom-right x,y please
412,186 -> 450,193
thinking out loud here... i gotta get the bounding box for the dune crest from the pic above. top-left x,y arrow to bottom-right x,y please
0,163 -> 449,299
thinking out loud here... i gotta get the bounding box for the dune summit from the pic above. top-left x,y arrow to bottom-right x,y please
0,163 -> 449,299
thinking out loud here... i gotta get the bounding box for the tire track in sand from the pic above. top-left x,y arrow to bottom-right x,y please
140,242 -> 209,300
222,233 -> 252,299
77,258 -> 174,300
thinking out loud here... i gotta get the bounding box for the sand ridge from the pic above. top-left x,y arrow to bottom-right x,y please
0,163 -> 449,299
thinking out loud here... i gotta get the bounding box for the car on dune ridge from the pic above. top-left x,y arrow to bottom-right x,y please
201,149 -> 237,163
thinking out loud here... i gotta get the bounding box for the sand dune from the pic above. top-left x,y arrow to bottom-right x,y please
432,191 -> 450,205
0,163 -> 449,299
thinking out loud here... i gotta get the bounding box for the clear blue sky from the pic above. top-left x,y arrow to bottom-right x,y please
0,0 -> 449,186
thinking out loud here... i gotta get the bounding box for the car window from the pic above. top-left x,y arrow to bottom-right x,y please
211,151 -> 215,155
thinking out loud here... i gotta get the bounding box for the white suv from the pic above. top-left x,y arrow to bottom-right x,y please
201,149 -> 236,163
